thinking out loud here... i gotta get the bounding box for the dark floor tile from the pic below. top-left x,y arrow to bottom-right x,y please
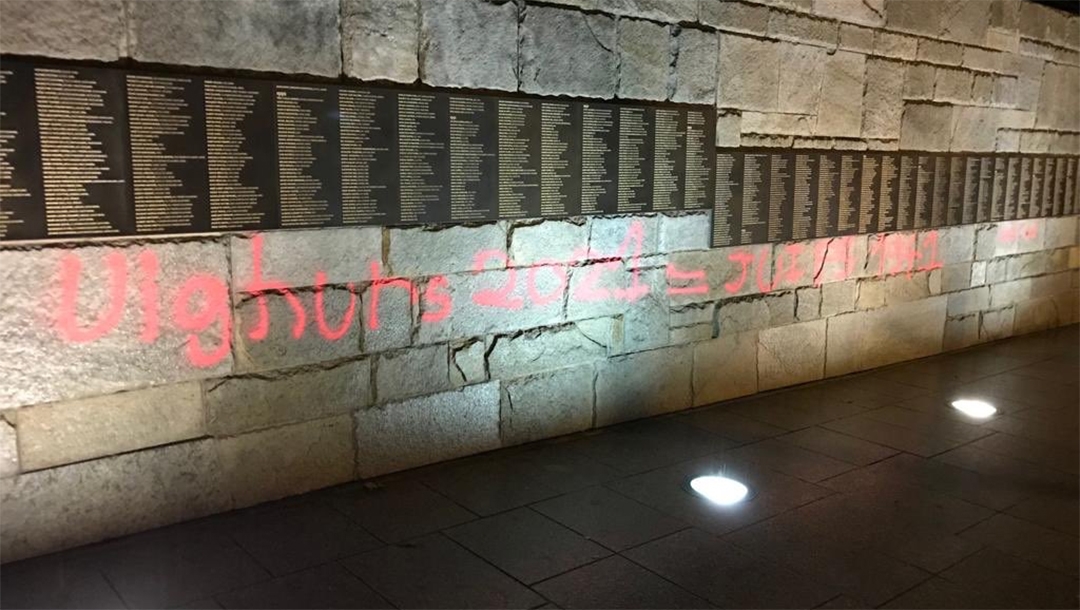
532,486 -> 686,552
961,513 -> 1080,575
1006,494 -> 1080,536
892,391 -> 1030,425
624,529 -> 837,609
940,547 -> 1080,609
970,431 -> 1079,475
860,405 -> 994,444
729,395 -> 836,430
954,373 -> 1078,410
880,577 -> 1003,609
814,594 -> 866,608
0,552 -> 125,609
329,480 -> 475,543
419,454 -> 564,516
779,426 -> 898,466
822,413 -> 972,457
511,441 -> 624,493
725,438 -> 856,482
176,598 -> 224,609
91,526 -> 270,608
935,444 -> 1079,504
868,358 -> 987,392
228,501 -> 382,576
983,414 -> 1080,450
341,533 -> 545,609
215,563 -> 389,609
566,419 -> 734,475
677,408 -> 789,445
444,507 -> 610,584
533,555 -> 710,609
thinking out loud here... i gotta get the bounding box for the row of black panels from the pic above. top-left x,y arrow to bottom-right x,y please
713,149 -> 1080,248
0,59 -> 717,241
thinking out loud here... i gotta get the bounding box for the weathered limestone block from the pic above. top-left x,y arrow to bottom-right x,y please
884,0 -> 941,37
924,225 -> 976,265
796,286 -> 821,321
621,284 -> 672,353
343,0 -> 419,83
950,106 -> 1000,152
815,51 -> 865,137
217,415 -> 355,507
826,297 -> 947,376
510,219 -> 589,266
820,280 -> 857,316
355,382 -> 501,476
941,263 -> 973,293
1036,62 -> 1080,132
838,23 -> 875,53
717,292 -> 795,335
389,223 -> 507,277
668,243 -> 774,305
947,286 -> 991,317
944,314 -> 980,351
778,43 -> 827,115
768,11 -> 838,48
934,67 -> 973,103
232,228 -> 383,292
699,0 -> 769,34
376,344 -> 451,402
673,28 -> 718,105
717,33 -> 779,111
130,0 -> 341,76
980,308 -> 1015,341
502,365 -> 594,446
874,30 -> 917,60
990,278 -> 1032,308
917,39 -> 963,65
882,273 -> 930,305
862,58 -> 904,140
813,0 -> 884,27
234,288 -> 361,372
618,18 -> 670,101
488,324 -> 607,379
658,213 -> 712,253
0,240 -> 231,410
363,279 -> 415,353
1013,297 -> 1059,333
595,345 -> 692,425
206,360 -> 370,436
716,111 -> 742,147
693,331 -> 758,406
18,383 -> 203,472
0,440 -> 228,562
742,112 -> 813,136
757,319 -> 825,390
1045,217 -> 1079,249
587,215 -> 660,259
450,340 -> 487,386
521,6 -> 617,98
903,64 -> 936,100
900,103 -> 953,152
0,421 -> 17,479
0,0 -> 125,60
419,0 -> 517,90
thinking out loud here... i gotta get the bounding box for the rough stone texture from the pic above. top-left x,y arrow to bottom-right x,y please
717,34 -> 779,111
839,23 -> 875,53
1014,297 -> 1059,333
595,346 -> 692,426
502,365 -> 594,446
946,287 -> 991,316
900,103 -> 953,151
668,244 -> 774,305
758,319 -> 825,390
671,28 -> 716,104
980,307 -> 1015,341
658,214 -> 712,253
618,18 -> 669,101
343,0 -> 419,83
941,263 -> 973,293
0,420 -> 17,479
699,0 -> 769,34
716,111 -> 742,147
1045,217 -> 1080,250
874,30 -> 917,60
129,0 -> 341,76
814,0 -> 884,27
419,0 -> 517,90
18,383 -> 203,472
0,0 -> 125,60
925,225 -> 976,265
522,6 -> 617,98
217,415 -> 355,507
903,64 -> 936,100
206,360 -> 370,436
693,331 -> 758,406
510,220 -> 589,266
815,51 -> 865,137
376,344 -> 451,402
717,292 -> 796,335
587,215 -> 659,259
622,281 -> 672,352
820,280 -> 857,316
950,106 -> 1000,152
917,39 -> 963,65
768,11 -> 838,47
355,382 -> 501,477
232,228 -> 382,292
389,223 -> 507,277
234,288 -> 361,372
0,241 -> 232,410
363,280 -> 415,352
0,439 -> 228,562
778,43 -> 827,115
488,324 -> 607,379
796,287 -> 822,321
944,314 -> 980,350
1036,62 -> 1080,131
826,297 -> 947,376
862,58 -> 905,139
934,67 -> 973,103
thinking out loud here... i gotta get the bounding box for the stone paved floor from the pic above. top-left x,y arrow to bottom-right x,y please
3,326 -> 1079,609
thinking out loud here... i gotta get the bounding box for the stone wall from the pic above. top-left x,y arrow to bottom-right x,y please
1,0 -> 1078,562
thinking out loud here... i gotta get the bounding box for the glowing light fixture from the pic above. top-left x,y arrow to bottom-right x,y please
688,475 -> 750,505
950,399 -> 997,419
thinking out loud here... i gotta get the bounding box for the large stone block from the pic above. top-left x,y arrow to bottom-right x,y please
658,213 -> 712,253
362,279 -> 415,352
451,340 -> 487,385
0,421 -> 17,479
502,365 -> 594,446
0,440 -> 228,562
419,0 -> 517,90
778,43 -> 827,115
717,34 -> 779,111
820,280 -> 857,316
376,344 -> 451,402
944,314 -> 979,351
990,278 -> 1032,308
206,359 -> 371,436
980,308 -> 1015,341
0,0 -> 124,60
757,319 -> 825,390
922,225 -> 976,265
934,67 -> 973,104
813,0 -> 884,27
941,263 -> 973,293
692,331 -> 758,406
900,103 -> 952,152
129,0 -> 341,76
232,228 -> 382,292
565,259 -> 665,320
917,39 -> 963,65
355,382 -> 501,477
488,324 -> 607,379
234,288 -> 361,372
18,382 -> 203,472
509,219 -> 589,267
216,415 -> 355,507
947,287 -> 991,317
768,11 -> 838,48
1013,297 -> 1059,334
815,51 -> 865,137
672,28 -> 718,105
717,292 -> 795,335
667,243 -> 774,305
622,282 -> 672,352
343,0 -> 419,83
903,64 -> 936,100
838,23 -> 875,53
587,215 -> 659,259
618,18 -> 670,101
862,58 -> 904,140
950,106 -> 1000,152
883,273 -> 930,305
699,0 -> 769,34
1035,59 -> 1080,132
885,0 -> 941,37
595,345 -> 692,425
388,223 -> 507,277
521,6 -> 617,98
1044,217 -> 1079,250
826,297 -> 947,376
873,30 -> 917,60
716,111 -> 742,147
0,240 -> 231,410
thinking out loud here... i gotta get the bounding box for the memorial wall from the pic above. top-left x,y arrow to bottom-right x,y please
0,0 -> 1078,563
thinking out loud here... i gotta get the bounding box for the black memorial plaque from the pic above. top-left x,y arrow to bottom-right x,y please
990,156 -> 1007,222
399,91 -> 450,224
895,153 -> 917,231
815,151 -> 840,239
790,151 -> 816,241
913,154 -> 933,229
0,60 -> 45,240
975,156 -> 992,223
683,109 -> 715,210
1004,156 -> 1020,221
1018,156 -> 1033,219
947,154 -> 965,225
767,151 -> 793,242
616,106 -> 654,214
837,152 -> 860,235
1065,157 -> 1077,216
340,87 -> 399,225
740,151 -> 770,245
205,77 -> 277,231
580,101 -> 619,215
1053,156 -> 1067,216
713,150 -> 742,247
1030,157 -> 1044,219
448,94 -> 497,222
930,154 -> 949,228
859,153 -> 880,234
877,153 -> 899,232
651,107 -> 684,213
275,82 -> 342,228
497,97 -> 540,219
961,156 -> 980,225
539,100 -> 581,218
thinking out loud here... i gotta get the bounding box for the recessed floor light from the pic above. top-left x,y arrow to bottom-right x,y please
688,475 -> 750,505
951,399 -> 997,419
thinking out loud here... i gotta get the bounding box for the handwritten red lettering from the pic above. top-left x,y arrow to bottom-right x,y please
171,274 -> 231,368
367,261 -> 419,329
666,263 -> 708,295
56,252 -> 127,343
244,234 -> 307,340
313,271 -> 356,341
137,250 -> 161,344
422,276 -> 452,323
